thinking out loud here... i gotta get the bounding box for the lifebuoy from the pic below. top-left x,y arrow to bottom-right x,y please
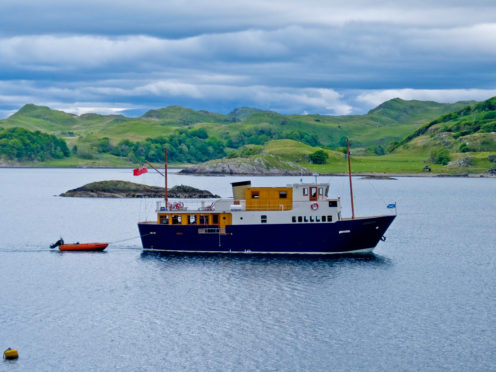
179,202 -> 184,209
311,203 -> 319,210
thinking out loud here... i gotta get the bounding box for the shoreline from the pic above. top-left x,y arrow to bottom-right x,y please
0,165 -> 494,178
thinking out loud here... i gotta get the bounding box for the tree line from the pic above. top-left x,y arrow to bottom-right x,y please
0,127 -> 70,161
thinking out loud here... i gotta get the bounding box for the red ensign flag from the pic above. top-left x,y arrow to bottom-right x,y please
133,165 -> 148,176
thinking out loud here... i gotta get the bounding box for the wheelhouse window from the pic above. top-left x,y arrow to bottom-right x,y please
319,188 -> 323,195
212,214 -> 219,224
279,191 -> 287,199
303,188 -> 308,196
172,215 -> 181,224
310,187 -> 317,201
251,191 -> 260,199
261,215 -> 267,223
329,200 -> 338,207
199,215 -> 208,225
160,215 -> 170,224
188,215 -> 197,225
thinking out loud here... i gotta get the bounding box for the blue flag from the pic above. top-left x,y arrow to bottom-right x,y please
387,203 -> 396,209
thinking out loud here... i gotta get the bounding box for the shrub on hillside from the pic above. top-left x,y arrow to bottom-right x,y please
374,145 -> 386,155
309,150 -> 328,164
430,148 -> 451,165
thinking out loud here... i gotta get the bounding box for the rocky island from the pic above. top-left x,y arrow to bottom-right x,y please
180,155 -> 313,176
60,180 -> 220,198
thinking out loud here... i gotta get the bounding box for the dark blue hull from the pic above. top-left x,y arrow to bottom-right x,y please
138,215 -> 395,255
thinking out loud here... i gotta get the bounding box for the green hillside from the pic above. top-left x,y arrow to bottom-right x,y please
388,96 -> 496,173
1,98 -> 494,174
0,99 -> 472,152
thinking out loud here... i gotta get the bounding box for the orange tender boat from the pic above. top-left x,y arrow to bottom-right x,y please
50,238 -> 108,251
59,243 -> 108,251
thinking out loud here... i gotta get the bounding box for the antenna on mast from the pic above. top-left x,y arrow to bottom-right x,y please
347,138 -> 355,219
164,148 -> 168,209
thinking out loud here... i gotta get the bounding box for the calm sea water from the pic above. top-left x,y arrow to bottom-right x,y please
1,169 -> 495,371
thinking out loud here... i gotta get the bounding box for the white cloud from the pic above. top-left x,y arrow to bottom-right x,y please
356,89 -> 496,107
53,105 -> 132,116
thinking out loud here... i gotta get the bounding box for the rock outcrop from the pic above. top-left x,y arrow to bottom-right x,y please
60,181 -> 219,198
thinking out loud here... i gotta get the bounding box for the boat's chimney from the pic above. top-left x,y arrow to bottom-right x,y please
231,181 -> 251,201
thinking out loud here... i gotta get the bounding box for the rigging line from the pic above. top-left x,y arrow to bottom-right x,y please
366,178 -> 389,207
109,232 -> 154,244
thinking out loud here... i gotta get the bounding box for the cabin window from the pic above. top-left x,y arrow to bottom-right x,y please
298,216 -> 303,222
160,215 -> 170,224
261,215 -> 267,223
172,215 -> 181,224
199,215 -> 208,225
316,216 -> 320,222
304,216 -> 308,222
251,191 -> 260,199
329,200 -> 337,207
188,215 -> 197,225
292,216 -> 296,223
212,214 -> 219,224
310,216 -> 314,222
303,188 -> 308,196
322,216 -> 326,222
279,191 -> 287,199
319,188 -> 323,195
327,215 -> 333,222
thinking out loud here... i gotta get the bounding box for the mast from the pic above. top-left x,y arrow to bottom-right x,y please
164,148 -> 168,209
347,138 -> 355,219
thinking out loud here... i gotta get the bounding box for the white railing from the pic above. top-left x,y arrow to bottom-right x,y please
155,199 -> 217,213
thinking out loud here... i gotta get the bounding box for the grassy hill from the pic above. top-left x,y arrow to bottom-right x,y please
0,99 -> 473,150
386,96 -> 496,173
1,98 -> 494,174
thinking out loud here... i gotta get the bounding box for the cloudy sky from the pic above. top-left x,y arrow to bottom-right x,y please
0,0 -> 495,118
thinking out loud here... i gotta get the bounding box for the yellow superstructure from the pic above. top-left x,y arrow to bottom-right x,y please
244,187 -> 293,211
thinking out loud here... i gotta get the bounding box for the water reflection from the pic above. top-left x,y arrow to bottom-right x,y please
140,251 -> 393,275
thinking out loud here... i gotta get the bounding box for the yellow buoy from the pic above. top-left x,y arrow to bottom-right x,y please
3,348 -> 18,360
